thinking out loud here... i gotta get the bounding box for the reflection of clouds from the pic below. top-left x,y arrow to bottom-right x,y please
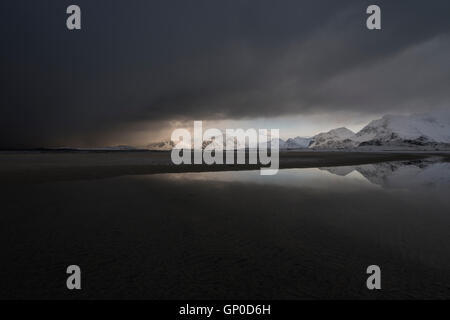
321,158 -> 450,190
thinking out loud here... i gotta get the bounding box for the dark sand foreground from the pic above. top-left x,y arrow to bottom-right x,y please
1,156 -> 450,299
1,151 -> 450,299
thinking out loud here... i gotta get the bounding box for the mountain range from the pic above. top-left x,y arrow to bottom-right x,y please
147,112 -> 450,151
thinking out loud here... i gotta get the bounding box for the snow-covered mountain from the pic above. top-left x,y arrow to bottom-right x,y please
267,138 -> 286,150
309,127 -> 356,149
202,135 -> 241,150
202,137 -> 312,150
309,112 -> 450,150
285,137 -> 313,149
355,113 -> 450,148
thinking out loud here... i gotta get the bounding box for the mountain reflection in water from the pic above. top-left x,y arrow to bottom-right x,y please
320,157 -> 450,189
161,157 -> 450,191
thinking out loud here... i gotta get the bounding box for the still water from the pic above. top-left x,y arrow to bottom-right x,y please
1,159 -> 450,299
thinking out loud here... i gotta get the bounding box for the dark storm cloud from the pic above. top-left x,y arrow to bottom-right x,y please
1,0 -> 450,147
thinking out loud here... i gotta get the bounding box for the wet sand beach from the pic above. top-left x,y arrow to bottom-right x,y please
1,152 -> 450,299
0,150 -> 447,183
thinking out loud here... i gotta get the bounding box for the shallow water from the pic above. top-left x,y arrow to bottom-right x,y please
1,159 -> 450,299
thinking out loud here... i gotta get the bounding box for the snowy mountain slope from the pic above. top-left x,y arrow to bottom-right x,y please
203,135 -> 269,150
151,136 -> 289,151
310,112 -> 450,150
270,138 -> 287,150
309,127 -> 356,149
355,113 -> 450,147
285,137 -> 313,149
262,137 -> 311,150
202,135 -> 240,150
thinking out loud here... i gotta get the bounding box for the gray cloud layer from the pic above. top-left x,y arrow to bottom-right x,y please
1,0 -> 450,147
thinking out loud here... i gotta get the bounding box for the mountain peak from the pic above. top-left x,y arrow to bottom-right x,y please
329,127 -> 355,135
309,127 -> 356,149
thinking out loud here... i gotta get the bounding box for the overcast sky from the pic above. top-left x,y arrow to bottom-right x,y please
1,0 -> 450,147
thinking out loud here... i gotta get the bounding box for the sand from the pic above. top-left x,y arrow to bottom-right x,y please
1,150 -> 447,183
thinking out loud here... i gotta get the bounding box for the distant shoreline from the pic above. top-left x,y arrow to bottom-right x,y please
1,151 -> 448,184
